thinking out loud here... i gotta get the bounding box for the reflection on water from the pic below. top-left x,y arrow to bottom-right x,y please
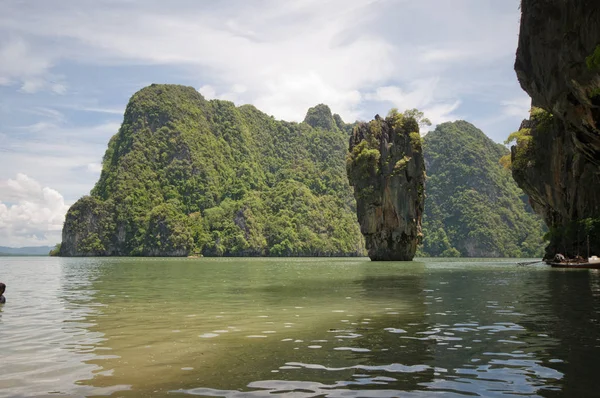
0,257 -> 125,397
1,257 -> 600,397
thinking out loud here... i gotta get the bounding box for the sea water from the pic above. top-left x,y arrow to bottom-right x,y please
1,257 -> 599,397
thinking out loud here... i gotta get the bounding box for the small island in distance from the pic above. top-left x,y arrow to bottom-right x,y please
0,246 -> 55,256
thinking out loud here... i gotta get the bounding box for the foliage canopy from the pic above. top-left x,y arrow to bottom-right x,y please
62,84 -> 364,256
419,121 -> 546,258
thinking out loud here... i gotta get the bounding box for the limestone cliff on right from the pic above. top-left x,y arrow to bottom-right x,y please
510,0 -> 600,259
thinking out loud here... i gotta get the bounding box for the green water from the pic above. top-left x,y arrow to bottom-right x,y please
1,257 -> 600,397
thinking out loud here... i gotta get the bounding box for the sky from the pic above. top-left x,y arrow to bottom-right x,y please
0,0 -> 531,247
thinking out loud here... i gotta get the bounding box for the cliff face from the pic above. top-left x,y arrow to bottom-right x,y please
512,0 -> 600,258
421,121 -> 545,258
346,111 -> 425,261
61,197 -> 118,257
60,84 -> 364,257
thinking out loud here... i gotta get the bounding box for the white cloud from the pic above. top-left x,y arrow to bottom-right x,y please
20,78 -> 46,93
20,121 -> 57,133
0,0 -> 393,120
0,36 -> 66,93
57,104 -> 124,115
365,78 -> 462,129
501,96 -> 531,119
198,83 -> 251,104
87,163 -> 103,173
367,80 -> 438,111
254,72 -> 363,121
0,0 -> 524,124
472,94 -> 532,139
0,173 -> 69,247
419,48 -> 468,63
421,101 -> 462,130
51,83 -> 67,95
0,37 -> 52,82
0,120 -> 120,201
26,107 -> 66,122
198,84 -> 217,99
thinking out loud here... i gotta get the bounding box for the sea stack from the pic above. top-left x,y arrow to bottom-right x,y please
510,0 -> 600,259
346,110 -> 426,261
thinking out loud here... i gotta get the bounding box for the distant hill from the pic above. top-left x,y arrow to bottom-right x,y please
419,121 -> 546,258
0,246 -> 54,256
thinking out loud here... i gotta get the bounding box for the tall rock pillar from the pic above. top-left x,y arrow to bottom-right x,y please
347,111 -> 426,261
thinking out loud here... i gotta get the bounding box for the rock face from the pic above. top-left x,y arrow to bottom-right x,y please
60,84 -> 364,257
511,0 -> 600,258
346,112 -> 425,261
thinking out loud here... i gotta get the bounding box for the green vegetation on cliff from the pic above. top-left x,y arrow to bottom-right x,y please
420,121 -> 546,257
501,107 -> 553,171
507,109 -> 600,259
61,84 -> 363,257
586,44 -> 600,70
346,109 -> 426,261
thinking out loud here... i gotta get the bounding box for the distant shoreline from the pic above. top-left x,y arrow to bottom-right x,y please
0,253 -> 49,257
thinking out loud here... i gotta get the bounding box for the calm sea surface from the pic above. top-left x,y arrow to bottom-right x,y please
1,257 -> 600,397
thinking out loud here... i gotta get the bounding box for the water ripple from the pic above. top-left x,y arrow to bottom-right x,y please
0,257 -> 589,397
